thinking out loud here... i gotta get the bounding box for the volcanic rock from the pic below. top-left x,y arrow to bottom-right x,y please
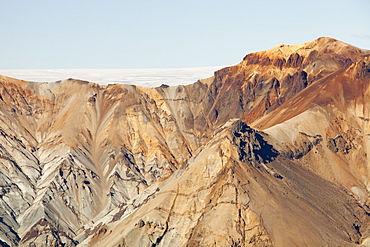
0,37 -> 370,246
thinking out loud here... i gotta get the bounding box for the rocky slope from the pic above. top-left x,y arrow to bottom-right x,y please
0,37 -> 370,246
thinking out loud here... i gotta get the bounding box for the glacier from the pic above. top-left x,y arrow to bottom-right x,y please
0,66 -> 225,87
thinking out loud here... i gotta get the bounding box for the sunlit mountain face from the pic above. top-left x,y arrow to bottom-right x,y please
1,37 -> 370,246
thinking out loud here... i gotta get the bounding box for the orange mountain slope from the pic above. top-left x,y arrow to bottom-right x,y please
0,37 -> 370,246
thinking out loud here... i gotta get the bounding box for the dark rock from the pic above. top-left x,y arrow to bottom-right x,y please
359,62 -> 370,78
232,121 -> 279,166
327,136 -> 351,154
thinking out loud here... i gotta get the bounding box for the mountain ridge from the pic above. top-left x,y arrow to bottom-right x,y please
0,37 -> 370,246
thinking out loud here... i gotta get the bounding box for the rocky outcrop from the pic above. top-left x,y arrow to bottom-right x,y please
231,121 -> 278,165
359,61 -> 370,78
328,135 -> 352,154
0,37 -> 370,246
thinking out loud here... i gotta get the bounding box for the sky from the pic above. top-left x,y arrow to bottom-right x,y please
1,0 -> 369,69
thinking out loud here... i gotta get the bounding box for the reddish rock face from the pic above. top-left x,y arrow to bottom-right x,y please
0,37 -> 370,246
194,38 -> 367,128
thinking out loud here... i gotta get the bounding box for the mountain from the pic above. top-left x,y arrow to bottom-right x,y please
0,37 -> 370,246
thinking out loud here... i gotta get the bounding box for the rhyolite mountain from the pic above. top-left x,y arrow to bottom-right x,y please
0,37 -> 370,246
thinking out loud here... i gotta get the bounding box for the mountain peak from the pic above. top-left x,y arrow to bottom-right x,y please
243,37 -> 365,64
1,38 -> 370,246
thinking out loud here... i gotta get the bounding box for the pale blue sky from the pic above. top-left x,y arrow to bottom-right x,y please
1,0 -> 369,69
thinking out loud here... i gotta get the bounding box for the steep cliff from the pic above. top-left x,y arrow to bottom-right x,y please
0,37 -> 370,246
